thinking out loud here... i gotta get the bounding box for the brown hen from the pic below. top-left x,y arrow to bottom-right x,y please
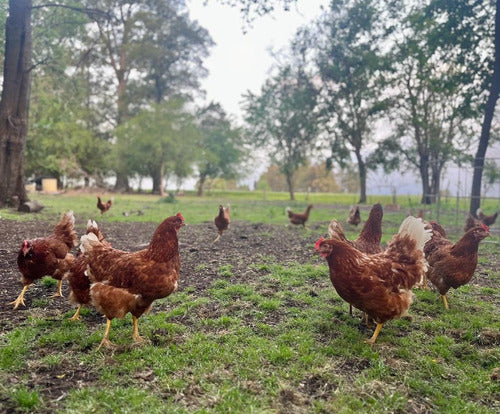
214,204 -> 230,242
476,208 -> 498,227
97,196 -> 112,214
347,206 -> 361,226
80,213 -> 185,350
317,216 -> 431,344
10,211 -> 78,309
425,224 -> 489,309
286,204 -> 313,227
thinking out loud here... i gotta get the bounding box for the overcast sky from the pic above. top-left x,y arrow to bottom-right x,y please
186,0 -> 328,121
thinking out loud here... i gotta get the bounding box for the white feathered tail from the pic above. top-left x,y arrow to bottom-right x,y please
397,216 -> 432,251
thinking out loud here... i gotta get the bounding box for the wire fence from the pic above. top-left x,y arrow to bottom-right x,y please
416,157 -> 500,228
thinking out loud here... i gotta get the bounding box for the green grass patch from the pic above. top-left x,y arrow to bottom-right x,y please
1,192 -> 499,413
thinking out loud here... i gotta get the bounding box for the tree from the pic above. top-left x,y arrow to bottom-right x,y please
114,100 -> 199,195
373,18 -> 476,203
315,0 -> 389,203
82,0 -> 213,192
244,31 -> 319,200
130,0 -> 213,106
195,103 -> 244,196
470,0 -> 500,215
0,0 -> 32,208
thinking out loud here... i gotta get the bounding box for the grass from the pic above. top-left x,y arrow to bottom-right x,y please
0,191 -> 499,413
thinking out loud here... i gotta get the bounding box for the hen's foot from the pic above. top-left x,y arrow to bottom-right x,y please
50,281 -> 63,298
96,337 -> 116,351
68,305 -> 82,321
364,323 -> 383,346
8,286 -> 29,309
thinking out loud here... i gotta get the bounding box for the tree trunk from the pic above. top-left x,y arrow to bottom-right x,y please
430,166 -> 441,204
419,155 -> 432,204
355,151 -> 366,203
114,173 -> 129,192
0,0 -> 32,208
152,161 -> 166,196
470,0 -> 500,216
197,174 -> 206,196
285,172 -> 295,201
152,171 -> 161,195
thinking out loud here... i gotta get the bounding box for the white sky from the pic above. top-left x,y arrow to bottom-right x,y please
186,0 -> 328,121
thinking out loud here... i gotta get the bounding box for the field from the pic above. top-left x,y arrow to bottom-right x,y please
0,191 -> 499,413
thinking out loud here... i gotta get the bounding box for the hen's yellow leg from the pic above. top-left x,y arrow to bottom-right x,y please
8,286 -> 29,309
97,319 -> 115,351
364,323 -> 383,345
441,294 -> 449,310
132,316 -> 144,343
68,305 -> 82,321
50,280 -> 63,298
213,234 -> 221,243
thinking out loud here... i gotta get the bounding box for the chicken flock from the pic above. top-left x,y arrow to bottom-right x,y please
7,200 -> 495,349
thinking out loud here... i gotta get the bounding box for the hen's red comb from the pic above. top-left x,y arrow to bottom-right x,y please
481,222 -> 489,232
314,236 -> 325,250
176,212 -> 184,221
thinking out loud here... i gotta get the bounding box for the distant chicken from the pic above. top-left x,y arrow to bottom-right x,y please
214,204 -> 230,242
80,213 -> 185,350
286,204 -> 313,227
316,216 -> 431,344
347,206 -> 361,226
10,211 -> 78,309
476,208 -> 498,227
425,223 -> 489,309
66,220 -> 111,321
463,213 -> 480,232
97,196 -> 112,214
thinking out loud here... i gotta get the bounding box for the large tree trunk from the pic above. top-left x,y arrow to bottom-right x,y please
470,0 -> 500,216
0,0 -> 32,208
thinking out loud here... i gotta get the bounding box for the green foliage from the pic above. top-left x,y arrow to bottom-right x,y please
195,103 -> 246,195
244,35 -> 320,199
375,0 -> 489,204
315,0 -> 391,203
114,100 -> 200,192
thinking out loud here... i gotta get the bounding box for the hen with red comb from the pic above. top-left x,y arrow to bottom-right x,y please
79,213 -> 185,350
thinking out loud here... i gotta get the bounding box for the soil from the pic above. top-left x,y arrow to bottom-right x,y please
0,218 -> 325,331
0,217 -> 498,412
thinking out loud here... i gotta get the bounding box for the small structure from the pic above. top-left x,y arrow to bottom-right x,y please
42,178 -> 58,193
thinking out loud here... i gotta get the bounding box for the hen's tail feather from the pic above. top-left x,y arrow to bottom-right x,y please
54,210 -> 78,247
86,219 -> 98,230
398,216 -> 432,251
328,219 -> 346,241
80,232 -> 100,254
